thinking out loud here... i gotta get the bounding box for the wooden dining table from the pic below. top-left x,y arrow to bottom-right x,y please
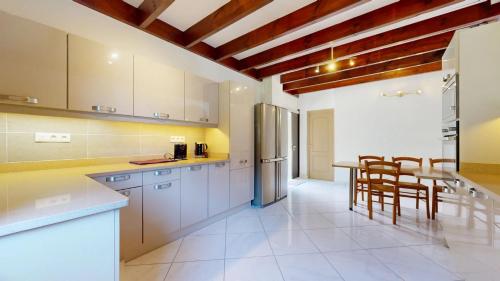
333,161 -> 456,210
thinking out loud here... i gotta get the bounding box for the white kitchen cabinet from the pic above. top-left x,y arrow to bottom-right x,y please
185,73 -> 219,124
229,82 -> 255,170
208,162 -> 230,217
134,56 -> 185,120
230,167 -> 254,208
117,187 -> 143,261
143,180 -> 181,248
0,11 -> 67,109
68,34 -> 133,115
180,165 -> 208,228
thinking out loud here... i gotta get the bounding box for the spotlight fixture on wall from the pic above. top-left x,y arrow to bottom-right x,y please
326,47 -> 337,72
380,89 -> 423,98
315,66 -> 320,73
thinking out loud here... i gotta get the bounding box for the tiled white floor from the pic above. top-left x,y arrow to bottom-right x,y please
121,180 -> 466,281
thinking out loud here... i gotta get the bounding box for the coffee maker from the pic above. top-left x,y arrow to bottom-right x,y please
174,143 -> 187,160
194,142 -> 208,158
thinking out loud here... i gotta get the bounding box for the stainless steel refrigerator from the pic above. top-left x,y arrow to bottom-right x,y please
253,103 -> 288,207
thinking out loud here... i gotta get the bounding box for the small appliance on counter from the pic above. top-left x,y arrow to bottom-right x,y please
174,143 -> 187,160
194,142 -> 208,158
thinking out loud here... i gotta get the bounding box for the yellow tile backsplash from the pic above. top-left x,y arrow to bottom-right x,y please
0,113 -> 210,164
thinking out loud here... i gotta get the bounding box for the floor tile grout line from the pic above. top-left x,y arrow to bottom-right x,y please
256,209 -> 286,281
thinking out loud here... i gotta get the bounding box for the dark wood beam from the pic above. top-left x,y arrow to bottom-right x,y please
286,62 -> 442,95
283,50 -> 444,91
279,32 -> 453,83
214,0 -> 365,61
138,0 -> 175,28
238,0 -> 462,71
72,0 -> 261,80
184,0 -> 272,48
260,1 -> 500,79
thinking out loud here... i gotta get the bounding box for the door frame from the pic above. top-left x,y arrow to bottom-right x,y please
307,109 -> 334,181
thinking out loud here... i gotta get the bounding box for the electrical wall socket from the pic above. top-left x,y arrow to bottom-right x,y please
170,136 -> 186,143
34,132 -> 71,143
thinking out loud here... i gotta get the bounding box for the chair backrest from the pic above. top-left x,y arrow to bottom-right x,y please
429,158 -> 455,185
392,156 -> 423,181
358,155 -> 384,177
364,160 -> 401,189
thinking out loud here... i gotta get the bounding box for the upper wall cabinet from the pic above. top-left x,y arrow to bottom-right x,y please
185,73 -> 218,124
0,11 -> 67,109
68,35 -> 133,115
134,56 -> 185,121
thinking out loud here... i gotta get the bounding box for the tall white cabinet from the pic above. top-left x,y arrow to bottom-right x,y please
0,11 -> 67,109
68,34 -> 134,115
217,81 -> 256,207
134,56 -> 185,120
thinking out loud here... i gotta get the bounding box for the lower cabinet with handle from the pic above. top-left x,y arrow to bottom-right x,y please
208,162 -> 230,217
181,165 -> 208,228
143,180 -> 181,249
117,186 -> 143,261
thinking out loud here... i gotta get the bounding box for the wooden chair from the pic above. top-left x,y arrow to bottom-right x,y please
365,160 -> 401,224
429,158 -> 456,220
392,157 -> 430,219
354,155 -> 385,206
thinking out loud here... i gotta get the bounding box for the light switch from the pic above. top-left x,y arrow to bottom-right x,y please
34,132 -> 71,143
170,136 -> 186,143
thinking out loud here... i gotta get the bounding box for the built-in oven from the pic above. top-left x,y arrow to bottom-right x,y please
442,73 -> 459,171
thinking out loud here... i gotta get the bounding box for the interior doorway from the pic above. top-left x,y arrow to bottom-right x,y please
307,109 -> 334,181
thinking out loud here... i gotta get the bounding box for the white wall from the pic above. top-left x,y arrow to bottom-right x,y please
260,77 -> 299,113
298,71 -> 444,182
0,0 -> 259,87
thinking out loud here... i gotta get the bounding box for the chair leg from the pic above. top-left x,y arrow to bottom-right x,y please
380,192 -> 384,211
354,186 -> 358,206
368,191 -> 373,220
432,188 -> 437,220
425,189 -> 430,219
392,192 -> 397,225
397,191 -> 401,216
361,187 -> 365,201
416,191 -> 420,209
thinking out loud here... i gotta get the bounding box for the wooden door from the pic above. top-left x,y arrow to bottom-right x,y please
307,109 -> 334,181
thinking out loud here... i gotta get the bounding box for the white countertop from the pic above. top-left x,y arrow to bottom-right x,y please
0,158 -> 229,237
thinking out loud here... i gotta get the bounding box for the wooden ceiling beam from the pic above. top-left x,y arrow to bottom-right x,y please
138,0 -> 175,28
279,32 -> 453,83
260,1 -> 500,79
283,50 -> 444,91
184,0 -> 273,48
238,0 -> 462,71
214,0 -> 365,61
72,0 -> 260,80
286,62 -> 442,95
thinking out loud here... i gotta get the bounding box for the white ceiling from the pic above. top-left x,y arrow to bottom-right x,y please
122,0 -> 487,66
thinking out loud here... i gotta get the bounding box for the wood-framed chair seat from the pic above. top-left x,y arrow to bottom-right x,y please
392,157 -> 430,219
355,155 -> 385,206
365,160 -> 401,225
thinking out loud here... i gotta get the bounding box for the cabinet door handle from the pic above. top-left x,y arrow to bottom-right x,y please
154,182 -> 172,190
154,169 -> 172,176
106,175 -> 131,182
215,162 -> 225,168
0,94 -> 39,104
188,165 -> 202,171
120,190 -> 131,197
153,112 -> 170,119
92,105 -> 117,113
